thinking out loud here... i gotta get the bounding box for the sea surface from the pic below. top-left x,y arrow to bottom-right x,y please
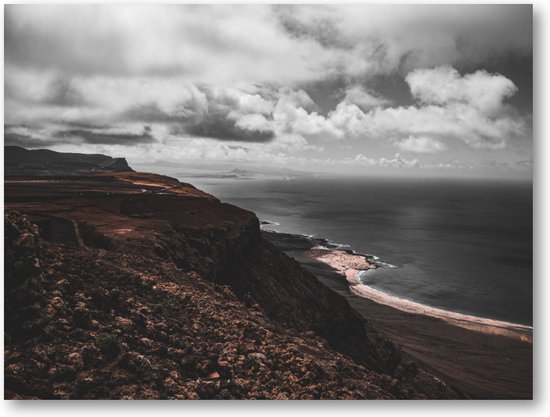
181,175 -> 533,326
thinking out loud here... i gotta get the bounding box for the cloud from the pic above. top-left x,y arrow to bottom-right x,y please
4,132 -> 63,149
5,5 -> 531,85
327,66 -> 525,149
405,66 -> 517,115
3,5 -> 531,177
55,126 -> 157,146
172,87 -> 277,142
347,153 -> 421,169
342,86 -> 391,111
185,114 -> 275,143
4,72 -> 278,143
275,4 -> 532,78
343,153 -> 475,172
4,64 -> 526,155
4,5 -> 329,85
43,78 -> 88,107
395,136 -> 447,154
271,89 -> 344,142
234,114 -> 272,132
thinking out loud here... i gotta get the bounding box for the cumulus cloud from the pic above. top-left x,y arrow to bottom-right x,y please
395,136 -> 447,154
347,153 -> 421,169
342,86 -> 391,111
4,62 -> 526,154
342,153 -> 476,172
326,66 -> 525,150
272,89 -> 343,141
4,72 -> 278,143
405,66 -> 518,115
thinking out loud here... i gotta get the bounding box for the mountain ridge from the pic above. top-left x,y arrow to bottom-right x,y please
4,146 -> 133,176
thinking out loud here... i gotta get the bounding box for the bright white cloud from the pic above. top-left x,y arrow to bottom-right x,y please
271,89 -> 344,141
234,114 -> 272,132
395,136 -> 447,154
342,86 -> 391,111
405,66 -> 518,115
327,67 -> 525,150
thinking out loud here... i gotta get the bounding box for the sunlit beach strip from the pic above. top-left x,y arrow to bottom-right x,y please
308,248 -> 533,343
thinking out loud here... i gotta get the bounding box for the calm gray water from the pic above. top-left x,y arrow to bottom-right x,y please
184,176 -> 533,326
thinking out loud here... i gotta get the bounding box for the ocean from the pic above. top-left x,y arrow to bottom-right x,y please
180,175 -> 533,326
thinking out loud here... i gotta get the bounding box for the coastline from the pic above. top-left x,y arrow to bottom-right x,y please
263,227 -> 533,399
307,247 -> 532,343
263,227 -> 533,342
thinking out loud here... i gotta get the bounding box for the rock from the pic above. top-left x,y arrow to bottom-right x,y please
119,352 -> 153,374
247,352 -> 267,362
206,371 -> 220,380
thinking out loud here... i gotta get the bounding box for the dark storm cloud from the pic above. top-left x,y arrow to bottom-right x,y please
185,116 -> 275,143
123,88 -> 276,143
122,103 -> 187,124
60,121 -> 112,130
164,108 -> 276,143
184,88 -> 275,143
55,126 -> 157,146
4,132 -> 63,149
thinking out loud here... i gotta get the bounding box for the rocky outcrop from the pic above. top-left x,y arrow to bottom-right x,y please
4,212 -> 48,344
4,172 -> 460,399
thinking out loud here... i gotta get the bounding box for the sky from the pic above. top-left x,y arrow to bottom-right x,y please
4,4 -> 533,178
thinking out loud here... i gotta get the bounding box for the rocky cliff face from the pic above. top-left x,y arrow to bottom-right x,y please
117,193 -> 399,373
4,171 -> 460,399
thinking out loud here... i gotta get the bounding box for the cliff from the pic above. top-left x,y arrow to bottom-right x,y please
4,168 -> 460,399
4,146 -> 133,176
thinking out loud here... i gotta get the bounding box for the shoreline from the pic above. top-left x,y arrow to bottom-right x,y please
309,249 -> 532,342
263,227 -> 532,343
263,230 -> 533,399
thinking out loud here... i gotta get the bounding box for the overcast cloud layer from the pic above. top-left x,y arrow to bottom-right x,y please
4,4 -> 533,177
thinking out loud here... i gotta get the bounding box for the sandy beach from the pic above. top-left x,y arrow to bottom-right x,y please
261,231 -> 532,399
307,247 -> 532,343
